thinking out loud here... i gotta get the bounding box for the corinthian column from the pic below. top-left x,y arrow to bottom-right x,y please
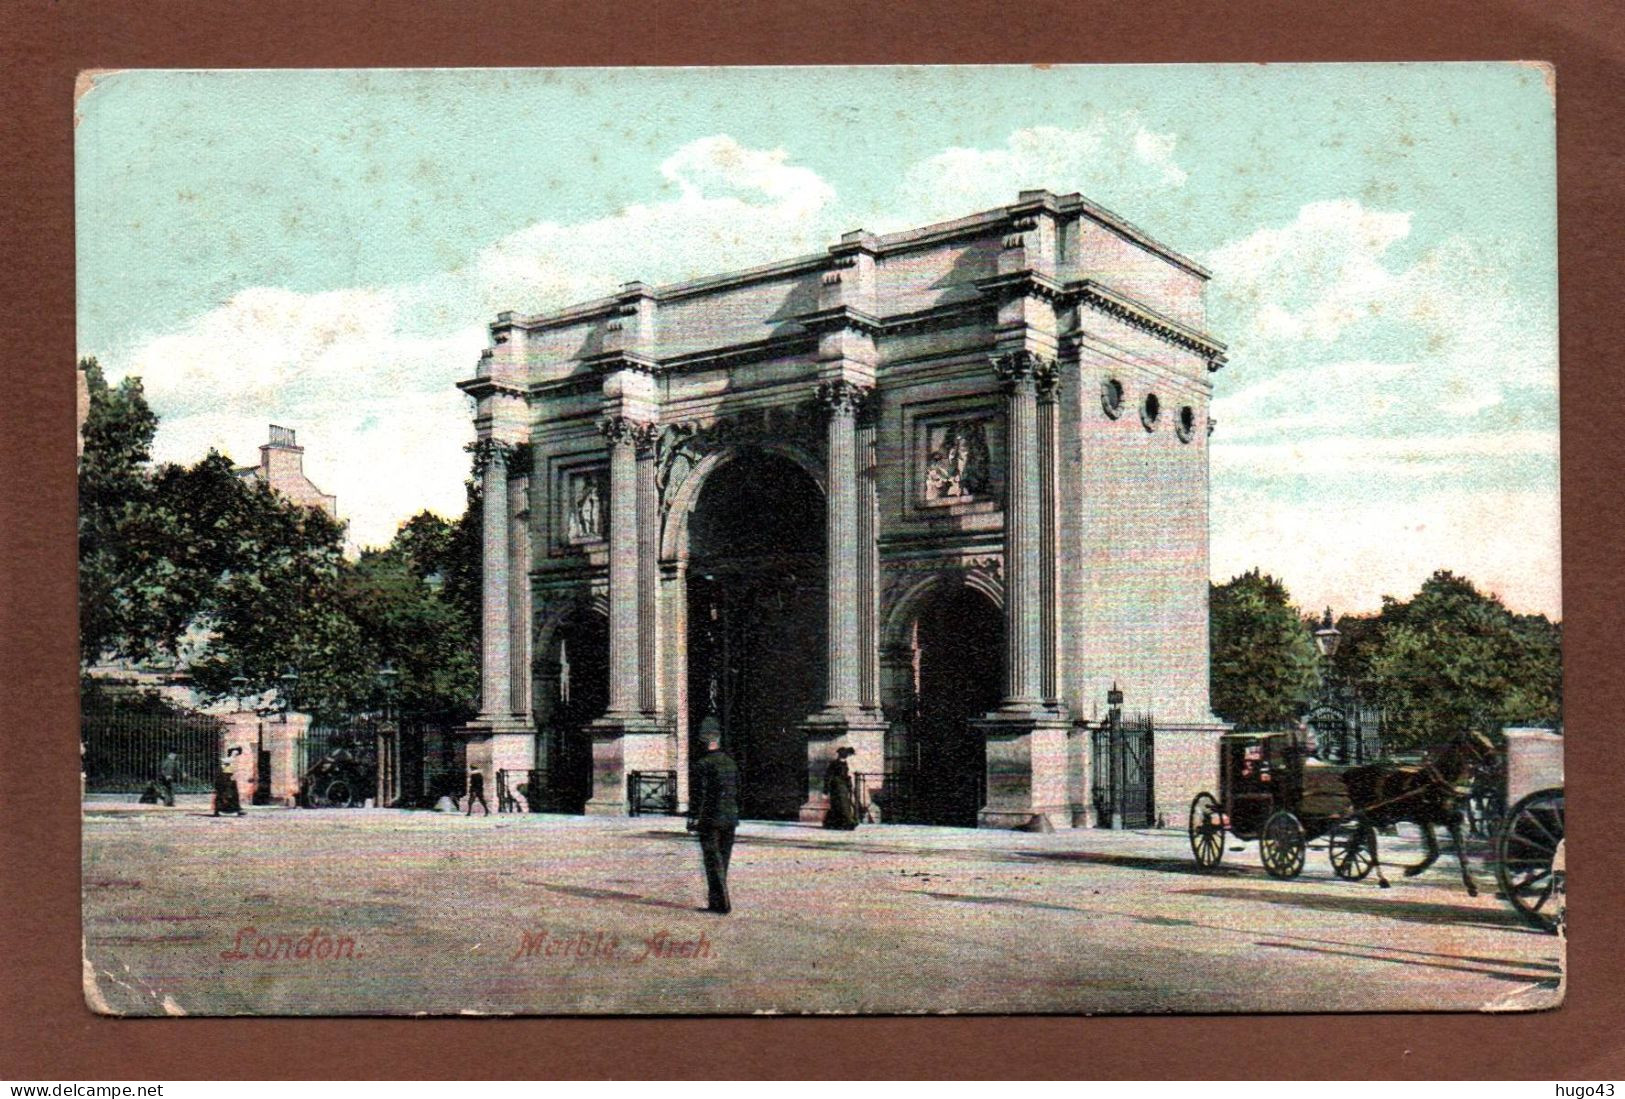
1035,360 -> 1061,706
816,379 -> 868,713
598,416 -> 650,718
634,426 -> 661,716
993,351 -> 1045,710
507,471 -> 532,719
475,439 -> 513,721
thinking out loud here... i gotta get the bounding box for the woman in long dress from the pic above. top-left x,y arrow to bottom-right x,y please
823,746 -> 859,830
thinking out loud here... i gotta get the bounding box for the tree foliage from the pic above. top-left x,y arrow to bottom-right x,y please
80,360 -> 482,723
1350,570 -> 1562,748
1209,569 -> 1320,728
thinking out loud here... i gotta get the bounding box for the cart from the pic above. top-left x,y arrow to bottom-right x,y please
1493,728 -> 1565,932
1188,727 -> 1375,880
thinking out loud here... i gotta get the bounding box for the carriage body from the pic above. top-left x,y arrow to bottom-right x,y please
1189,728 -> 1370,880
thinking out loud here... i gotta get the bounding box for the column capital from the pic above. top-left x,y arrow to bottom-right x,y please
1034,359 -> 1062,402
990,350 -> 1057,394
599,416 -> 659,452
815,379 -> 872,417
469,437 -> 514,474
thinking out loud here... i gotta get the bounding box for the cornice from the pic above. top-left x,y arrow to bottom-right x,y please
795,305 -> 884,338
581,351 -> 661,376
974,270 -> 1068,306
457,376 -> 530,401
1071,280 -> 1227,371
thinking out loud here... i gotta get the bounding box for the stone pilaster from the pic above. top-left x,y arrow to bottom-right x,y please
507,471 -> 532,720
474,439 -> 513,722
597,416 -> 648,719
801,379 -> 886,822
818,379 -> 865,714
587,414 -> 667,816
975,350 -> 1071,829
992,351 -> 1044,710
635,429 -> 661,716
858,402 -> 881,711
1035,360 -> 1061,706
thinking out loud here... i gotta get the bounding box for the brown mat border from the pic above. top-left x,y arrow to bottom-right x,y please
2,0 -> 1622,1080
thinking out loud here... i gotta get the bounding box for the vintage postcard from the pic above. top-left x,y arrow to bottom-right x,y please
76,64 -> 1562,1016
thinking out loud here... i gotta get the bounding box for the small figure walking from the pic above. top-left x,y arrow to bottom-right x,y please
822,746 -> 859,831
157,752 -> 182,807
465,768 -> 490,816
687,717 -> 739,914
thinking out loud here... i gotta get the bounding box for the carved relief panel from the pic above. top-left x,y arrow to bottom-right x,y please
902,398 -> 1005,515
553,460 -> 609,550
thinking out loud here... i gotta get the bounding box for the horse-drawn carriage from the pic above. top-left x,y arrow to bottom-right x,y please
1187,727 -> 1377,880
1188,724 -> 1565,933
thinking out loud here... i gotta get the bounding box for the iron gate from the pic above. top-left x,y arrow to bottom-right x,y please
1091,712 -> 1155,829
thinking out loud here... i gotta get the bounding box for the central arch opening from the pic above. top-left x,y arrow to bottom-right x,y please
685,448 -> 826,820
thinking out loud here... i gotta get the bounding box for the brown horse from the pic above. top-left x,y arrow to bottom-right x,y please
1342,731 -> 1499,894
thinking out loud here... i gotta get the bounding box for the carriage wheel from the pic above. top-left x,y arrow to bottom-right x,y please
1495,787 -> 1565,933
1188,792 -> 1225,869
323,778 -> 356,808
1259,810 -> 1306,879
1328,820 -> 1377,881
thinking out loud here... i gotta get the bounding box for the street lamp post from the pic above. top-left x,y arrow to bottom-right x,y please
1310,609 -> 1361,764
378,662 -> 400,808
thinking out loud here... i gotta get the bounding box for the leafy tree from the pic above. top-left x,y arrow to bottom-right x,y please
345,542 -> 478,724
1209,569 -> 1320,728
1362,570 -> 1561,749
78,357 -> 168,663
80,360 -> 487,723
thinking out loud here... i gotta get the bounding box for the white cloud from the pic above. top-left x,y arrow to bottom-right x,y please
884,119 -> 1188,230
113,135 -> 843,550
1208,201 -> 1557,440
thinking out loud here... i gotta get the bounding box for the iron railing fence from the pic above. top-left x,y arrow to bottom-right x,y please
1090,712 -> 1155,829
627,770 -> 678,816
81,707 -> 224,794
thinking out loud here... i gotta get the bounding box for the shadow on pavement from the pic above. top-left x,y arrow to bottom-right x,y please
1017,848 -> 1261,877
1179,884 -> 1536,931
527,881 -> 694,912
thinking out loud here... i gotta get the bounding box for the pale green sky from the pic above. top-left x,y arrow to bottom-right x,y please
76,64 -> 1559,615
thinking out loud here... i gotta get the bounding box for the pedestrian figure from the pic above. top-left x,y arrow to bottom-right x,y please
465,768 -> 490,816
687,717 -> 739,914
157,752 -> 182,807
212,759 -> 246,817
823,746 -> 859,831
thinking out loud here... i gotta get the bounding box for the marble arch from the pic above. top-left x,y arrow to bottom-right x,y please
459,189 -> 1231,829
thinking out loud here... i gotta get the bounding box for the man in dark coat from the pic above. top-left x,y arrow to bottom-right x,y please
465,768 -> 490,816
687,717 -> 739,914
157,752 -> 182,807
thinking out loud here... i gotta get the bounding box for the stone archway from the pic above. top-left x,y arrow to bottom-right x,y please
882,573 -> 1005,827
535,600 -> 609,813
682,447 -> 826,820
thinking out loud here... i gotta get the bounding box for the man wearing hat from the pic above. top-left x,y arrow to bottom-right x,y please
687,716 -> 739,914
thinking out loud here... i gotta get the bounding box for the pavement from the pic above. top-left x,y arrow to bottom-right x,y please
81,799 -> 1563,1016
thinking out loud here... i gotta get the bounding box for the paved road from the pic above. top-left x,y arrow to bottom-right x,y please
81,802 -> 1562,1016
